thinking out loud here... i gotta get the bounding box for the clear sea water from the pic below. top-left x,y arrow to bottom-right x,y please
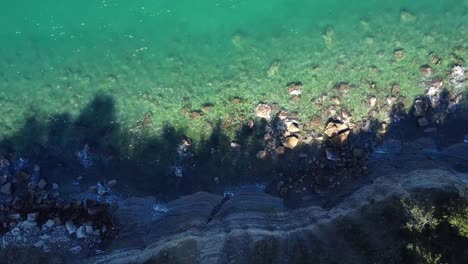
0,0 -> 466,196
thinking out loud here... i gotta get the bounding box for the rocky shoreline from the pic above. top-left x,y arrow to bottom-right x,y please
0,63 -> 466,263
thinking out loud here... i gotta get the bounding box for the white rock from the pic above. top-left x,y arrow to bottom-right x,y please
65,220 -> 76,234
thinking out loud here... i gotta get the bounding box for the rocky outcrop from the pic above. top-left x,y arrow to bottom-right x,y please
85,142 -> 468,263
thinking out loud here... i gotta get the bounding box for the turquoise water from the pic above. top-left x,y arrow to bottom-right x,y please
1,0 -> 466,136
0,1 -> 466,194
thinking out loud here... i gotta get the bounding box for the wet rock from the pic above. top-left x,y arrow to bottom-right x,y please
393,48 -> 405,60
11,227 -> 21,236
255,104 -> 272,120
413,99 -> 428,117
1,182 -> 12,195
325,148 -> 341,161
418,117 -> 429,127
283,136 -> 299,149
287,82 -> 302,96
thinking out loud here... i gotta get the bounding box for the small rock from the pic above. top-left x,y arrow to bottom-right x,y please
8,213 -> 21,220
44,219 -> 55,229
65,220 -> 77,234
393,48 -> 405,60
400,9 -> 416,22
464,135 -> 468,144
230,142 -> 242,149
325,148 -> 341,161
424,127 -> 437,133
353,148 -> 365,158
413,99 -> 428,117
107,179 -> 117,187
286,121 -> 300,133
324,121 -> 348,138
255,104 -> 272,120
369,97 -> 377,108
37,179 -> 47,189
418,117 -> 429,127
391,84 -> 400,94
283,136 -> 299,149
85,224 -> 94,235
52,183 -> 59,190
34,240 -> 45,248
27,213 -> 39,222
335,82 -> 350,94
69,245 -> 82,254
267,60 -> 280,77
76,225 -> 86,238
287,82 -> 302,96
256,150 -> 267,160
275,146 -> 286,155
40,234 -> 50,240
1,182 -> 12,195
21,220 -> 37,229
11,227 -> 21,236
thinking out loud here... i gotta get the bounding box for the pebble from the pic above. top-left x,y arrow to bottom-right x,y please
85,224 -> 94,235
283,136 -> 299,149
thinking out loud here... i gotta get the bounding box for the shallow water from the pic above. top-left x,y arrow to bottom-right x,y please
0,0 -> 467,196
1,0 -> 466,135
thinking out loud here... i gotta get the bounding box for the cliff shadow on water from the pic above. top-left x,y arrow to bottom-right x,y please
0,87 -> 466,205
